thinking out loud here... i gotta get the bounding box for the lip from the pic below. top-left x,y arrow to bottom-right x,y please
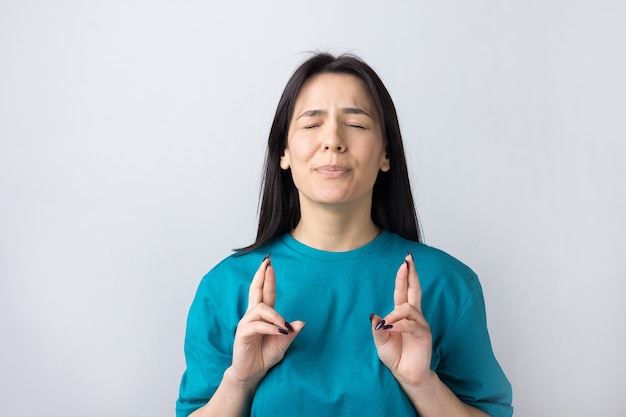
315,164 -> 351,178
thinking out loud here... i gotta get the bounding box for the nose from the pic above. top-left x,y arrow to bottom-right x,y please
322,123 -> 346,152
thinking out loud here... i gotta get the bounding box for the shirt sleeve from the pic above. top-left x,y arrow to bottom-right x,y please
175,276 -> 233,417
436,278 -> 514,417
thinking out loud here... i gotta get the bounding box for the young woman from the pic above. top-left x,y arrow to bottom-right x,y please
176,53 -> 513,417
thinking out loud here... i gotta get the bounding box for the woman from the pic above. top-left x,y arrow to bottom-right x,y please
176,53 -> 513,417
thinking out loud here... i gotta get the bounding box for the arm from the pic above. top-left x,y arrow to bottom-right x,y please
371,252 -> 494,417
396,371 -> 492,417
188,367 -> 258,417
184,256 -> 305,417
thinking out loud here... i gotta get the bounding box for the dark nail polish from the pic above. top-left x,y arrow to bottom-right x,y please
284,321 -> 294,332
277,327 -> 288,335
407,250 -> 413,259
263,253 -> 271,261
382,324 -> 394,330
405,259 -> 409,269
375,320 -> 386,330
369,314 -> 375,323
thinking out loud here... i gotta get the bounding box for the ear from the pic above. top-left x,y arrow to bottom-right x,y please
280,149 -> 291,170
380,144 -> 390,172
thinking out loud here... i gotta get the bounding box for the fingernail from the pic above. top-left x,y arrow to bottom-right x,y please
375,320 -> 386,330
369,313 -> 375,323
407,250 -> 413,259
405,259 -> 409,269
263,253 -> 272,266
277,327 -> 288,335
284,321 -> 294,332
382,324 -> 394,330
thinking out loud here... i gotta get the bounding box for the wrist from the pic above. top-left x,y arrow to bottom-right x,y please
396,369 -> 439,392
223,367 -> 263,393
396,370 -> 487,417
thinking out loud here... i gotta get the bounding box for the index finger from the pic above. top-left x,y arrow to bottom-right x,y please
263,260 -> 276,308
393,257 -> 409,307
247,255 -> 271,310
394,252 -> 422,308
406,251 -> 423,308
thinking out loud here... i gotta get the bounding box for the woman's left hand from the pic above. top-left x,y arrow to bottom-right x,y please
371,252 -> 433,387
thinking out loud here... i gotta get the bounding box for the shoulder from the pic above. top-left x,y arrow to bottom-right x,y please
385,232 -> 481,297
196,238 -> 288,293
196,252 -> 258,295
386,233 -> 476,276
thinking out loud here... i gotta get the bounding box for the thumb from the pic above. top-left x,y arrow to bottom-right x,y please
277,320 -> 306,349
370,314 -> 392,347
288,320 -> 306,333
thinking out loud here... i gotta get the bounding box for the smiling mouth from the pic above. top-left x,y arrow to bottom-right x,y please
315,165 -> 351,178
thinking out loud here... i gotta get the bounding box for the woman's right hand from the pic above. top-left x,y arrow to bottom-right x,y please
228,256 -> 305,387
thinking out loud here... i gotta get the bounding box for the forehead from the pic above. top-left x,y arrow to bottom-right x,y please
293,73 -> 377,113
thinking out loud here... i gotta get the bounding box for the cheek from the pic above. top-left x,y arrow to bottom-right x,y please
283,139 -> 312,164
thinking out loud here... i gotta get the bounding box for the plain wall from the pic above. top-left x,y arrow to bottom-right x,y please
1,1 -> 624,416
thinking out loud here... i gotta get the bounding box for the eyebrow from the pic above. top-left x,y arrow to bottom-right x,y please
297,107 -> 373,120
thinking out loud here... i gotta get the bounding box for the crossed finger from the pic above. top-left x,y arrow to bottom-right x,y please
248,254 -> 276,310
245,255 -> 292,334
393,252 -> 422,310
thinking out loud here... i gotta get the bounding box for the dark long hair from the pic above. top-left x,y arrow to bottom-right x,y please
238,53 -> 422,253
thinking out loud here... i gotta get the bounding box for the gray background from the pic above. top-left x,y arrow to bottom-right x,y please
1,1 -> 624,416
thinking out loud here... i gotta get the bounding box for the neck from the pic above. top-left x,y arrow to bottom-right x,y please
291,199 -> 380,252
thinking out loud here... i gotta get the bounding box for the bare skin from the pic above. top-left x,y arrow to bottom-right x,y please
189,73 -> 492,416
189,258 -> 305,417
371,253 -> 492,417
189,253 -> 491,417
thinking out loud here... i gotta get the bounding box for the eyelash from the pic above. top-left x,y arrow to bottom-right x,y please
304,123 -> 366,129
